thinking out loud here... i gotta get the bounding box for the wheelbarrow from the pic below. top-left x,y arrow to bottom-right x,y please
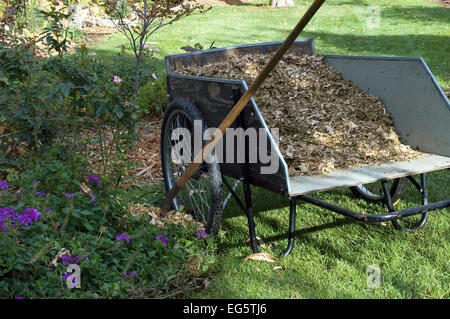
161,39 -> 450,256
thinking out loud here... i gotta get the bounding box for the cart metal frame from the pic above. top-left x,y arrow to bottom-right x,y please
164,39 -> 450,256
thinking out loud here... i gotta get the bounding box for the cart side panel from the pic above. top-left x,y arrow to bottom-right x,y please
167,74 -> 289,194
166,39 -> 315,73
323,55 -> 450,157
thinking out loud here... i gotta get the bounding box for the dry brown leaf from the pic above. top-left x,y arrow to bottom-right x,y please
135,165 -> 154,177
49,248 -> 71,269
245,236 -> 265,247
79,182 -> 95,199
241,252 -> 278,265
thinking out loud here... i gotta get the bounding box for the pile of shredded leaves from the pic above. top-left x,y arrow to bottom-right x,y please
179,54 -> 424,176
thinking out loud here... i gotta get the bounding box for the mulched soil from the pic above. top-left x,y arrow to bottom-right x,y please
81,26 -> 118,48
179,53 -> 424,176
85,118 -> 163,187
127,119 -> 163,184
35,26 -> 118,57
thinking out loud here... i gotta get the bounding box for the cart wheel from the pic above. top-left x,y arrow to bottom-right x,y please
161,99 -> 223,235
350,178 -> 407,204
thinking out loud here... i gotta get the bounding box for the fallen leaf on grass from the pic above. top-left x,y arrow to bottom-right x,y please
241,252 -> 278,265
273,266 -> 283,271
245,236 -> 265,247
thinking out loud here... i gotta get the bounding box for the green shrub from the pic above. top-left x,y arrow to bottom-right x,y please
136,78 -> 168,118
0,159 -> 216,298
0,39 -> 143,186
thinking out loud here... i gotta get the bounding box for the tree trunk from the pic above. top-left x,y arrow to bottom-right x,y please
132,54 -> 142,106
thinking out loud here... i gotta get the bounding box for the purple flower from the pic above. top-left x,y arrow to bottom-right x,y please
92,51 -> 97,56
122,271 -> 138,279
113,75 -> 122,83
62,272 -> 71,279
44,208 -> 52,212
0,208 -> 18,234
64,193 -> 76,198
36,191 -> 46,196
116,233 -> 130,243
156,234 -> 167,246
18,208 -> 41,227
90,197 -> 96,202
0,181 -> 9,190
196,229 -> 206,239
62,272 -> 76,283
87,174 -> 101,185
60,254 -> 88,266
151,73 -> 158,80
0,207 -> 42,234
60,255 -> 72,266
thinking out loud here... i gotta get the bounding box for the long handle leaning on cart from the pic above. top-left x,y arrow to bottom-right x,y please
161,0 -> 327,216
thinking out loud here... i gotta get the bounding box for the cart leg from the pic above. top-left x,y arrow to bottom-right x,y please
283,199 -> 297,257
383,175 -> 429,231
391,173 -> 429,231
382,180 -> 395,212
421,173 -> 429,206
243,179 -> 259,254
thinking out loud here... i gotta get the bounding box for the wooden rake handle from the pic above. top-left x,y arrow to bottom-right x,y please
161,0 -> 327,216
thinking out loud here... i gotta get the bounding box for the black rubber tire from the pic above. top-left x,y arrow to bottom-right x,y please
350,177 -> 408,204
160,99 -> 223,235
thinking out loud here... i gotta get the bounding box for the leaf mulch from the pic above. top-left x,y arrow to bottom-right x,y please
85,118 -> 163,186
179,53 -> 424,176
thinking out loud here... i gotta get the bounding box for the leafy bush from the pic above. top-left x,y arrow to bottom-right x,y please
0,39 -> 144,185
136,77 -> 167,117
0,160 -> 216,298
0,2 -> 211,299
0,38 -> 71,169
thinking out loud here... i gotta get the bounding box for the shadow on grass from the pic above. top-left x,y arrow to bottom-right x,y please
380,5 -> 450,24
222,170 -> 449,250
215,0 -> 268,7
90,30 -> 449,83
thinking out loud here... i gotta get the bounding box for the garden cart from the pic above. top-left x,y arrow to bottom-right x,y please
161,39 -> 450,256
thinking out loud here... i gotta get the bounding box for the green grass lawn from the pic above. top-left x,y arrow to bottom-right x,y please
94,0 -> 450,298
94,0 -> 450,88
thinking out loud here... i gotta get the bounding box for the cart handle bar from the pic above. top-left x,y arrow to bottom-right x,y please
161,0 -> 327,216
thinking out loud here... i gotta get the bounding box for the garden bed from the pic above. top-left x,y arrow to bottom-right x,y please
179,54 -> 424,176
84,118 -> 163,187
